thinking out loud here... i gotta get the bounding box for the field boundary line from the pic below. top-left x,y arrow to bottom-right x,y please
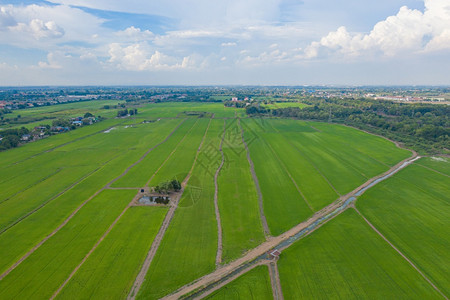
354,207 -> 448,300
0,168 -> 62,205
214,120 -> 226,266
191,261 -> 267,300
144,118 -> 198,187
50,195 -> 137,299
415,162 -> 450,178
0,119 -> 185,281
162,152 -> 420,299
128,118 -> 212,300
238,118 -> 271,237
269,262 -> 284,300
8,121 -> 124,167
0,164 -> 110,235
110,119 -> 187,188
267,120 -> 342,197
261,133 -> 315,212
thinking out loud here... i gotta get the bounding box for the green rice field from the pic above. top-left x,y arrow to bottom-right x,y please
0,101 -> 447,299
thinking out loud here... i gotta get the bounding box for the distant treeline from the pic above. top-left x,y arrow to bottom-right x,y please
246,98 -> 449,154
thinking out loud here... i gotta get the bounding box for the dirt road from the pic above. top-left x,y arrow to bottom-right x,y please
128,118 -> 212,300
0,119 -> 185,281
213,121 -> 226,266
238,118 -> 271,237
163,152 -> 420,300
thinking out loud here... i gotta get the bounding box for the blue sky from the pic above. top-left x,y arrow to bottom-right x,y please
0,0 -> 449,85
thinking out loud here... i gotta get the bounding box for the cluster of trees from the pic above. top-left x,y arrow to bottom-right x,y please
154,179 -> 182,194
153,196 -> 170,205
224,100 -> 247,108
117,108 -> 138,117
0,127 -> 29,151
247,98 -> 449,154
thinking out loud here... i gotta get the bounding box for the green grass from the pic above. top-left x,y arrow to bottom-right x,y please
242,119 -> 312,235
56,206 -> 167,300
137,119 -> 223,299
262,102 -> 309,109
416,156 -> 450,176
357,159 -> 450,296
0,190 -> 134,300
205,265 -> 273,300
111,118 -> 193,187
0,118 -> 123,167
0,120 -> 179,275
148,118 -> 210,186
3,100 -> 123,129
218,119 -> 265,262
278,209 -> 441,299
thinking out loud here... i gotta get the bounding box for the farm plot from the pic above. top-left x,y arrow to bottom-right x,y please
357,159 -> 450,296
0,120 -> 180,275
217,119 -> 265,262
416,156 -> 450,176
278,209 -> 441,299
137,119 -> 222,299
0,118 -> 122,168
241,120 -> 311,235
111,118 -> 193,187
205,265 -> 273,300
0,190 -> 134,300
0,119 -> 177,231
270,119 -> 409,195
56,206 -> 167,300
148,118 -> 210,186
134,102 -> 236,119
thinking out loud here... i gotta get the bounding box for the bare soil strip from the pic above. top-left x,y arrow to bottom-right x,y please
0,165 -> 103,235
238,118 -> 271,237
267,121 -> 342,196
162,152 -> 419,300
354,207 -> 448,300
145,119 -> 198,187
128,118 -> 212,300
0,119 -> 185,281
269,262 -> 284,300
262,137 -> 314,212
214,120 -> 226,266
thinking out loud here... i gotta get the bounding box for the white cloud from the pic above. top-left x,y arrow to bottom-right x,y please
305,0 -> 450,58
11,19 -> 64,39
108,42 -> 200,71
115,26 -> 154,42
221,42 -> 237,47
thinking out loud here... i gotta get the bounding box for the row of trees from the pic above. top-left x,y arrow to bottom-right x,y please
153,179 -> 182,194
117,108 -> 138,117
246,98 -> 449,154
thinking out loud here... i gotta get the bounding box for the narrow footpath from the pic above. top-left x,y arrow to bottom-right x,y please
127,118 -> 212,300
238,118 -> 271,237
163,152 -> 420,300
213,120 -> 226,266
0,119 -> 186,281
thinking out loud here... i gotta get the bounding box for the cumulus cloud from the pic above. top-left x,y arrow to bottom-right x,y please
115,26 -> 154,42
12,19 -> 64,39
305,0 -> 450,58
108,42 -> 201,71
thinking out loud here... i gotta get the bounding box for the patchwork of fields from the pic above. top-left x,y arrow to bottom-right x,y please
0,101 -> 447,299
